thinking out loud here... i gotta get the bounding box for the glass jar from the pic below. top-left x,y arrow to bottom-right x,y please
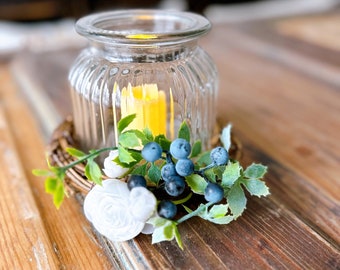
69,9 -> 218,153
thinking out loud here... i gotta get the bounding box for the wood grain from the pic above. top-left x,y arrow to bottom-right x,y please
0,67 -> 112,269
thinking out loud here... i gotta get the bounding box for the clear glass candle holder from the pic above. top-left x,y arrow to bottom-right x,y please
68,9 -> 218,152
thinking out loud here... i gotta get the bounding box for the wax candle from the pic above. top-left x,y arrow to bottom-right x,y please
121,83 -> 167,136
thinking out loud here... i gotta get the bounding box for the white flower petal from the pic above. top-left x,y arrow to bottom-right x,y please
83,179 -> 145,242
141,223 -> 155,235
129,187 -> 157,222
103,150 -> 129,178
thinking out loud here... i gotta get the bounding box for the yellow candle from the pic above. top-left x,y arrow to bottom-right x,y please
121,83 -> 167,136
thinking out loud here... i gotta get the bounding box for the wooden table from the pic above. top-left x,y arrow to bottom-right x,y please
1,11 -> 339,269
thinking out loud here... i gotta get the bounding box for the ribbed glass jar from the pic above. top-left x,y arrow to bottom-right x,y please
69,9 -> 218,153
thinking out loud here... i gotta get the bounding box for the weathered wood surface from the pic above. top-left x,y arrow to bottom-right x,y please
2,11 -> 340,269
0,67 -> 111,269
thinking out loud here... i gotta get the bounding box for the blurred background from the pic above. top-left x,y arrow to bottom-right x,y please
1,0 -> 340,21
0,0 -> 339,57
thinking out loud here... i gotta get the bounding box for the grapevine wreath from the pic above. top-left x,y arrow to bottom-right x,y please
33,114 -> 269,249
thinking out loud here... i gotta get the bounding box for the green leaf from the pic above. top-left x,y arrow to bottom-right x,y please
66,147 -> 86,158
151,219 -> 176,244
130,162 -> 148,176
243,179 -> 270,197
117,114 -> 136,134
195,203 -> 233,225
185,174 -> 208,194
174,226 -> 183,250
148,163 -> 161,184
53,183 -> 65,209
45,177 -> 58,194
222,161 -> 241,188
204,169 -> 216,183
244,163 -> 268,179
85,161 -> 102,185
209,215 -> 234,225
163,225 -> 174,239
190,140 -> 202,158
227,184 -> 247,218
196,151 -> 211,166
152,227 -> 171,244
118,146 -> 136,164
129,129 -> 148,144
143,127 -> 154,141
182,205 -> 193,213
209,204 -> 229,218
114,151 -> 142,168
178,121 -> 190,142
155,134 -> 171,151
148,216 -> 168,227
119,132 -> 141,148
32,169 -> 52,177
213,165 -> 226,179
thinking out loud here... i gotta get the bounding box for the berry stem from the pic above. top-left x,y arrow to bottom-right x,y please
165,151 -> 173,164
172,192 -> 193,205
176,201 -> 214,224
62,147 -> 118,171
199,163 -> 215,173
194,169 -> 210,183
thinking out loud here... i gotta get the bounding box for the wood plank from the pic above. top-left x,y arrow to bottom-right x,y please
204,30 -> 340,246
0,71 -> 59,269
0,66 -> 112,269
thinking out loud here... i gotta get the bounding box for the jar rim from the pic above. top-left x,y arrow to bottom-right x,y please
75,9 -> 211,45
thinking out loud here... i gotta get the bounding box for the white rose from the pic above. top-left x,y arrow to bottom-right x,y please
103,150 -> 129,178
83,179 -> 156,242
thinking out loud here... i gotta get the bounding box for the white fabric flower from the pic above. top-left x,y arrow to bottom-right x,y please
103,150 -> 129,178
83,179 -> 156,242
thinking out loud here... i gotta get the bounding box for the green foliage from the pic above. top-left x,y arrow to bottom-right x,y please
117,114 -> 136,134
155,134 -> 171,151
177,121 -> 190,142
227,184 -> 247,218
148,217 -> 183,249
198,203 -> 234,225
66,147 -> 86,158
147,162 -> 162,184
190,140 -> 202,158
222,161 -> 241,188
243,179 -> 270,197
119,132 -> 141,148
118,145 -> 136,164
244,163 -> 268,179
196,151 -> 211,166
37,164 -> 66,209
84,159 -> 102,185
185,174 -> 207,194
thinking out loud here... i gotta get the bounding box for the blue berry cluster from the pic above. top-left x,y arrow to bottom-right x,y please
138,137 -> 230,219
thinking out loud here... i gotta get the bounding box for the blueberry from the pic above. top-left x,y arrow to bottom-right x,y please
157,200 -> 177,219
161,163 -> 177,182
210,147 -> 229,166
127,175 -> 147,190
141,142 -> 162,162
170,138 -> 191,159
165,176 -> 185,197
175,159 -> 194,177
204,182 -> 224,203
